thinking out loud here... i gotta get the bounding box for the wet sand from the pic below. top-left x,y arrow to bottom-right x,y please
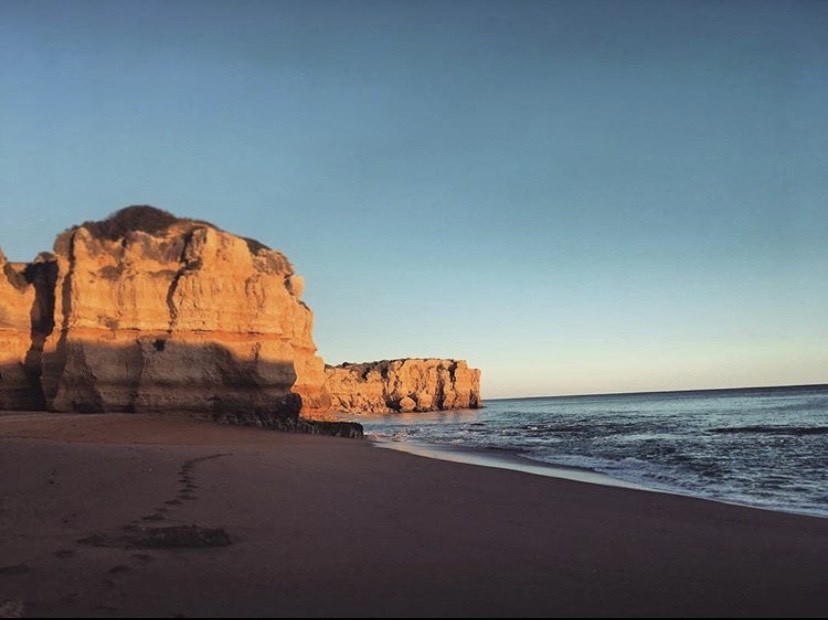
1,412 -> 826,617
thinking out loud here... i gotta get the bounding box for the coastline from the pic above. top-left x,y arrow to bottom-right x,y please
350,385 -> 828,519
2,412 -> 827,617
368,436 -> 828,519
369,436 -> 653,491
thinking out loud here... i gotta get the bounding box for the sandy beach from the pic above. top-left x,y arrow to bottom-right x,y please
1,412 -> 826,618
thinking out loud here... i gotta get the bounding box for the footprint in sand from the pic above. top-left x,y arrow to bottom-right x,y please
0,599 -> 25,618
53,549 -> 75,559
165,453 -> 226,506
78,453 -> 232,555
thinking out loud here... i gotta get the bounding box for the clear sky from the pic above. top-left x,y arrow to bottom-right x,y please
1,1 -> 826,398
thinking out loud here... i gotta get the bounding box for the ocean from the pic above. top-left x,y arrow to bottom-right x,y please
350,384 -> 828,518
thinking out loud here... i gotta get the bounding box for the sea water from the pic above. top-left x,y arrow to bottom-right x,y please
353,385 -> 828,518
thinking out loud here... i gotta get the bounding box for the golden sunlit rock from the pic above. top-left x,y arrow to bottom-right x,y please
0,206 -> 481,416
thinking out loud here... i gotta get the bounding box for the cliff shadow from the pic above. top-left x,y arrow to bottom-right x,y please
29,337 -> 360,437
0,257 -> 57,410
22,259 -> 58,409
41,337 -> 299,414
0,354 -> 41,410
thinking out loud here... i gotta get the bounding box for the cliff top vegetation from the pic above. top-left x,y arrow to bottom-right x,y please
75,205 -> 271,255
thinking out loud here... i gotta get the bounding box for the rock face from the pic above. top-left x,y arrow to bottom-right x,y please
1,207 -> 329,416
0,250 -> 40,409
0,206 -> 481,421
325,359 -> 481,414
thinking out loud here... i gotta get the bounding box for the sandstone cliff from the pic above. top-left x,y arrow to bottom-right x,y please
325,359 -> 481,414
1,206 -> 329,417
0,249 -> 39,409
0,206 -> 481,421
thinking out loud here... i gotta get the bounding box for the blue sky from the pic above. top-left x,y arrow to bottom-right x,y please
1,0 -> 826,397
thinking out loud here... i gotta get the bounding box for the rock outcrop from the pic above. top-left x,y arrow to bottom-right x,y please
0,249 -> 40,409
1,206 -> 330,417
325,359 -> 481,414
0,206 -> 481,422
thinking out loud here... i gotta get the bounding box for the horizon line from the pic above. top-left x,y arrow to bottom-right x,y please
488,382 -> 828,402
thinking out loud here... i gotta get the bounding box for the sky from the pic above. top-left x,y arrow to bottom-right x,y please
1,0 -> 826,398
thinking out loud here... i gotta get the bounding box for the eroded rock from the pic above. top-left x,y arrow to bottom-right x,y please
2,206 -> 329,415
0,206 -> 481,421
324,358 -> 481,414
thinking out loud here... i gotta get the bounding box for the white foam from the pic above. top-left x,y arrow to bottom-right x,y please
371,438 -> 652,491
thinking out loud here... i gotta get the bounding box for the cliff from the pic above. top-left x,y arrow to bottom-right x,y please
1,206 -> 329,418
0,206 -> 481,421
0,250 -> 41,409
325,359 -> 481,414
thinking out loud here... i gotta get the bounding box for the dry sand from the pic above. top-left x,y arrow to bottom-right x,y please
1,412 -> 826,618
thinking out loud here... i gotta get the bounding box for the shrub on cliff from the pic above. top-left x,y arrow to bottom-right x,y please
82,205 -> 182,240
72,205 -> 274,257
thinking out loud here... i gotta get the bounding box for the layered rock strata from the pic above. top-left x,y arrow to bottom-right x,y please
0,206 -> 481,423
0,250 -> 40,409
1,207 -> 330,417
325,359 -> 481,414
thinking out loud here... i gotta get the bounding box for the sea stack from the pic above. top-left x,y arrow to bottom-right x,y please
0,206 -> 481,418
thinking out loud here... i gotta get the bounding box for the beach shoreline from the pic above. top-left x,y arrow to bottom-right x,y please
369,436 -> 654,490
1,412 -> 826,617
368,436 -> 828,520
